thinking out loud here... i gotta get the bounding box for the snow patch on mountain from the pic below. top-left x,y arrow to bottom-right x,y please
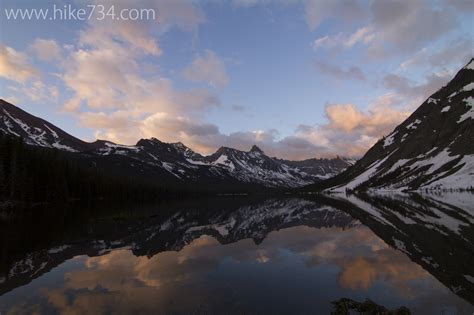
383,131 -> 398,148
422,155 -> 474,190
406,119 -> 421,130
441,106 -> 451,112
427,98 -> 439,104
186,158 -> 208,166
162,162 -> 182,179
462,82 -> 474,92
411,148 -> 459,175
213,154 -> 235,171
457,97 -> 474,123
43,124 -> 58,138
98,142 -> 140,155
330,154 -> 393,192
52,142 -> 77,152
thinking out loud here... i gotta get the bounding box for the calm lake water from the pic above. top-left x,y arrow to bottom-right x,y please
0,193 -> 473,314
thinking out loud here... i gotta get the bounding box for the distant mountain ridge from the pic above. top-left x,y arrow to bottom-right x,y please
307,58 -> 474,192
0,100 -> 351,190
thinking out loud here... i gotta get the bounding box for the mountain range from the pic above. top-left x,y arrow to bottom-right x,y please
0,100 -> 352,192
307,58 -> 474,192
1,59 -> 472,193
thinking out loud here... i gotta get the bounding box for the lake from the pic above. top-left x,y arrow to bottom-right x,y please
0,192 -> 473,314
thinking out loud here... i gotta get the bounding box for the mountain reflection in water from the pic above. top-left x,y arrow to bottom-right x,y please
0,193 -> 473,314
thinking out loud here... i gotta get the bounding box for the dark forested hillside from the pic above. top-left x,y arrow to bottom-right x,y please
0,134 -> 179,204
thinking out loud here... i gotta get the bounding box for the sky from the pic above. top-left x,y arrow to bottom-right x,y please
0,0 -> 473,160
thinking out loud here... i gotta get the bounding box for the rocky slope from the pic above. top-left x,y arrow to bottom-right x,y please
308,58 -> 474,192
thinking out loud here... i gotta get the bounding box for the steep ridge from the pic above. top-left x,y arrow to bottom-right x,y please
0,101 -> 89,152
308,58 -> 474,192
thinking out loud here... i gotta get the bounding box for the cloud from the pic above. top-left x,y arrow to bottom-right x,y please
63,45 -> 219,115
294,98 -> 410,157
78,109 -> 220,146
6,0 -> 458,161
232,0 -> 260,8
400,38 -> 473,70
369,0 -> 457,53
0,44 -> 38,83
312,27 -> 374,51
57,0 -> 222,144
153,0 -> 206,31
142,113 -> 220,138
75,92 -> 410,159
326,101 -> 409,136
0,44 -> 61,104
383,72 -> 452,102
443,0 -> 474,11
311,1 -> 458,55
315,61 -> 366,81
183,50 -> 229,88
325,104 -> 365,132
50,6 -> 225,154
279,66 -> 451,157
40,0 -> 235,159
344,26 -> 375,48
231,104 -> 246,112
7,81 -> 59,103
78,113 -> 327,160
61,0 -> 208,112
305,0 -> 366,31
79,111 -> 135,131
29,39 -> 62,61
78,13 -> 161,57
337,249 -> 428,292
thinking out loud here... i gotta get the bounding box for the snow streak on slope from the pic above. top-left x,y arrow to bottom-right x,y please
1,108 -> 78,152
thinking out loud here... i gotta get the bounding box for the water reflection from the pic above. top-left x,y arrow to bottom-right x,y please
325,192 -> 474,304
0,194 -> 473,314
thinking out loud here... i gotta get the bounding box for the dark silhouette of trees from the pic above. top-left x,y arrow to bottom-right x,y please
0,134 -> 180,203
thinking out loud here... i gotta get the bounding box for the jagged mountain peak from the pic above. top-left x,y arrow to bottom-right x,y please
215,145 -> 242,153
250,144 -> 264,154
136,137 -> 163,146
172,141 -> 187,149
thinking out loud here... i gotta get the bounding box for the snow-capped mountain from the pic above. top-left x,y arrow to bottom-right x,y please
0,101 -> 90,152
0,100 -> 351,190
309,58 -> 474,192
